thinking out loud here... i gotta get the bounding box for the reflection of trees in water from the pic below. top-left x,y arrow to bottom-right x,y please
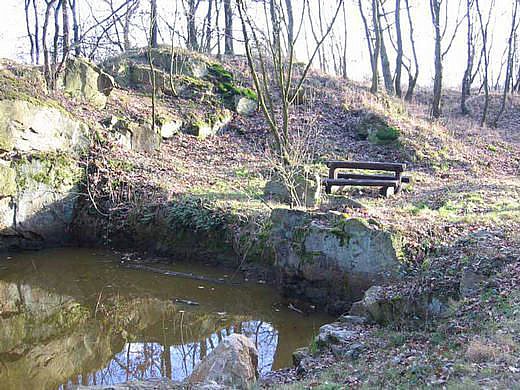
71,320 -> 280,386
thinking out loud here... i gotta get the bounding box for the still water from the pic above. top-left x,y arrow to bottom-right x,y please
0,248 -> 332,389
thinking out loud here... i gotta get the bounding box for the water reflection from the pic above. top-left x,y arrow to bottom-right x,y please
0,248 -> 331,389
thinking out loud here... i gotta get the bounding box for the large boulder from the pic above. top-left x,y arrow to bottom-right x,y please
349,285 -> 449,324
62,57 -> 115,108
0,154 -> 82,251
234,95 -> 257,116
0,93 -> 89,251
0,100 -> 89,154
185,110 -> 233,140
268,209 -> 403,314
187,334 -> 259,389
102,116 -> 161,153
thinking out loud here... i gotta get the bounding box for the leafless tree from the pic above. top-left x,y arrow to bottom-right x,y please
224,0 -> 234,54
430,0 -> 464,118
359,0 -> 381,93
494,0 -> 520,127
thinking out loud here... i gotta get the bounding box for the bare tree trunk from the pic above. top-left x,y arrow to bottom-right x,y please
341,1 -> 348,79
43,0 -> 58,87
33,0 -> 41,63
461,0 -> 474,115
24,0 -> 35,64
494,0 -> 519,127
62,0 -> 70,60
359,0 -> 379,93
404,0 -> 419,101
148,0 -> 157,134
203,0 -> 213,53
51,0 -> 63,89
224,0 -> 234,54
151,0 -> 158,48
475,0 -> 494,125
431,0 -> 443,118
186,0 -> 200,51
285,0 -> 294,45
376,1 -> 394,94
394,0 -> 403,97
70,0 -> 80,56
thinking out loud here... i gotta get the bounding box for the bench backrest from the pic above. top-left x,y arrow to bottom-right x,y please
325,160 -> 406,173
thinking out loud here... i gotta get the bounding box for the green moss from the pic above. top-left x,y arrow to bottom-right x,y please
15,152 -> 82,191
0,163 -> 16,196
0,70 -> 68,116
369,125 -> 401,144
208,63 -> 234,83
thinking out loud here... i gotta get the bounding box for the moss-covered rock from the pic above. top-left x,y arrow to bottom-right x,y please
0,152 -> 83,251
268,208 -> 403,314
0,100 -> 89,154
102,116 -> 161,153
185,109 -> 233,140
264,167 -> 322,208
0,161 -> 16,197
61,57 -> 114,108
356,112 -> 400,144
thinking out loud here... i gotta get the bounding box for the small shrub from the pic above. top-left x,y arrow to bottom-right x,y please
167,196 -> 227,232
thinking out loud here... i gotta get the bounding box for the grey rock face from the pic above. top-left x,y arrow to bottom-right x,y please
268,208 -> 402,314
0,100 -> 89,154
62,57 -> 115,108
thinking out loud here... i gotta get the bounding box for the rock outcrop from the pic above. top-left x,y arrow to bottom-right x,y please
0,99 -> 89,154
269,208 -> 403,314
187,334 -> 259,389
61,57 -> 115,108
0,66 -> 89,251
349,285 -> 449,324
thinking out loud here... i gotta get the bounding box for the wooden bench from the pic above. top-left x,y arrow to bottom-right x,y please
323,160 -> 410,197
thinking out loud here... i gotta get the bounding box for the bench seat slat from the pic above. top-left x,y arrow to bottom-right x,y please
337,173 -> 410,183
323,178 -> 400,187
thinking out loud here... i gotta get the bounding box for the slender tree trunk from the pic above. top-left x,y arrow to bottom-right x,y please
33,0 -> 41,63
431,0 -> 443,118
285,0 -> 294,45
70,0 -> 80,56
24,0 -> 35,64
186,0 -> 199,51
394,0 -> 403,97
461,0 -> 473,115
43,0 -> 57,87
494,0 -> 519,127
151,0 -> 158,48
359,0 -> 379,93
204,0 -> 213,53
62,0 -> 70,61
377,1 -> 394,94
51,0 -> 62,89
342,1 -> 348,79
224,0 -> 234,54
404,0 -> 419,101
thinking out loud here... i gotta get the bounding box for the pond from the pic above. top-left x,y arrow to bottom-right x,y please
0,248 -> 332,389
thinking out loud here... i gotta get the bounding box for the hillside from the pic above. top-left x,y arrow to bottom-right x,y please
0,49 -> 519,388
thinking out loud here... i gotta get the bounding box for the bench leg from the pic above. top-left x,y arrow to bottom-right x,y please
380,186 -> 395,198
